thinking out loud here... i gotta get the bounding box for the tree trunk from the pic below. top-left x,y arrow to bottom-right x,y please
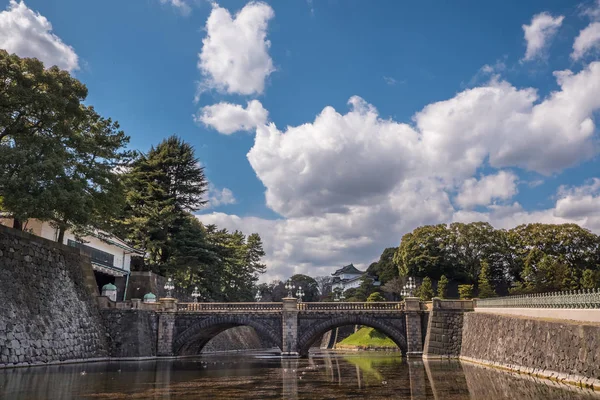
12,218 -> 23,230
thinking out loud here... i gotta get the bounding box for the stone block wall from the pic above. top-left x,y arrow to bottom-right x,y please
423,310 -> 465,357
422,298 -> 473,359
0,225 -> 107,366
460,312 -> 600,388
100,309 -> 158,357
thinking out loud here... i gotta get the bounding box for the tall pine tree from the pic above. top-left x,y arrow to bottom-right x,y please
123,136 -> 208,271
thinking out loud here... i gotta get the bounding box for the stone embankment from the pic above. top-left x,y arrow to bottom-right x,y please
0,225 -> 107,367
460,312 -> 600,390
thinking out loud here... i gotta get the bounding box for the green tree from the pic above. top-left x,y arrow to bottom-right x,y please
367,292 -> 385,302
122,136 -> 208,271
581,269 -> 600,290
458,284 -> 474,299
477,261 -> 496,298
508,223 -> 599,284
289,274 -> 320,302
417,277 -> 435,301
0,51 -> 131,237
437,275 -> 449,299
394,225 -> 453,279
367,247 -> 399,284
447,222 -> 512,291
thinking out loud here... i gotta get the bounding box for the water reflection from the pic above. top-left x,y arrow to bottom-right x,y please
0,351 -> 599,400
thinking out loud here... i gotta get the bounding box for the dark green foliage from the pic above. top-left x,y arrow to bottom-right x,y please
437,275 -> 448,299
395,222 -> 600,295
417,277 -> 435,301
458,284 -> 474,299
288,274 -> 319,302
367,292 -> 385,302
0,50 -> 131,239
581,269 -> 600,290
122,135 -> 207,269
366,247 -> 398,284
477,261 -> 496,298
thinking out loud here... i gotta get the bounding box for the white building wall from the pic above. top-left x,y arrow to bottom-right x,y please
37,222 -> 131,272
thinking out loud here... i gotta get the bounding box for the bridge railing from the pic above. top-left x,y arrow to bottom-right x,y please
297,302 -> 404,311
475,289 -> 600,309
177,302 -> 283,312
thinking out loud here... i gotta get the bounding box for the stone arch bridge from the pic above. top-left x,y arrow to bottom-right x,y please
156,298 -> 426,358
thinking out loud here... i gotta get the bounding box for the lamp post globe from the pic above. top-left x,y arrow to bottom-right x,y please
164,278 -> 175,298
191,286 -> 200,303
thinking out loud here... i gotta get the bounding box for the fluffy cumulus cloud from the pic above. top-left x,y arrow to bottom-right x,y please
0,0 -> 79,71
198,1 -> 275,95
554,179 -> 600,220
207,186 -> 237,208
196,100 -> 268,134
522,12 -> 564,61
160,0 -> 191,15
572,22 -> 600,60
199,60 -> 600,281
455,171 -> 518,209
572,1 -> 600,61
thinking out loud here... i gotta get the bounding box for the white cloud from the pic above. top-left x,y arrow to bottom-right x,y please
554,178 -> 600,219
207,186 -> 237,208
160,0 -> 191,15
198,1 -> 275,96
522,12 -> 564,61
196,100 -> 268,134
582,0 -> 600,21
383,76 -> 397,85
0,0 -> 78,71
455,171 -> 518,209
572,22 -> 600,60
202,55 -> 600,279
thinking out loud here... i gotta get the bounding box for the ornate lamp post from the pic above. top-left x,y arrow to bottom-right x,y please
255,290 -> 262,302
285,279 -> 296,298
164,278 -> 175,298
296,286 -> 305,303
333,288 -> 345,302
191,286 -> 201,303
402,277 -> 416,297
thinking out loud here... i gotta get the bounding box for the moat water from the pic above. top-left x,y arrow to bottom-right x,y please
0,351 -> 598,400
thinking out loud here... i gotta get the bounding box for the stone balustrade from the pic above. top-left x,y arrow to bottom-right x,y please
475,289 -> 600,309
177,302 -> 283,312
297,301 -> 404,312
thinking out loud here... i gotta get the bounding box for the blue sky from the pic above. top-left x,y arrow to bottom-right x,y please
2,0 -> 600,280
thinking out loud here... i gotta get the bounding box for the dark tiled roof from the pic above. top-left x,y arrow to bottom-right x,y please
332,263 -> 364,276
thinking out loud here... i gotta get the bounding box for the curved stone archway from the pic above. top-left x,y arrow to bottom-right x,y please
173,315 -> 283,356
296,315 -> 408,357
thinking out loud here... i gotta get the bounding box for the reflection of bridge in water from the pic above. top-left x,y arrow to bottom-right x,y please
281,354 -> 600,400
158,298 -> 425,358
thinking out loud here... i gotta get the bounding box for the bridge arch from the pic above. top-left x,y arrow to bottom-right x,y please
296,314 -> 408,357
173,315 -> 282,356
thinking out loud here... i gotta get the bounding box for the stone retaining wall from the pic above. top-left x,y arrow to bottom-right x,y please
460,312 -> 600,389
100,309 -> 158,357
0,225 -> 107,367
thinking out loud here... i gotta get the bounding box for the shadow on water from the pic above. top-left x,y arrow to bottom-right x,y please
0,351 -> 599,399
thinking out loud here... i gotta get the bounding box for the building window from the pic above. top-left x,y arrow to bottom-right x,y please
68,240 -> 115,267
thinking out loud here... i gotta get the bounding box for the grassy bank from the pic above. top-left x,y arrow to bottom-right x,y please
336,327 -> 399,350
